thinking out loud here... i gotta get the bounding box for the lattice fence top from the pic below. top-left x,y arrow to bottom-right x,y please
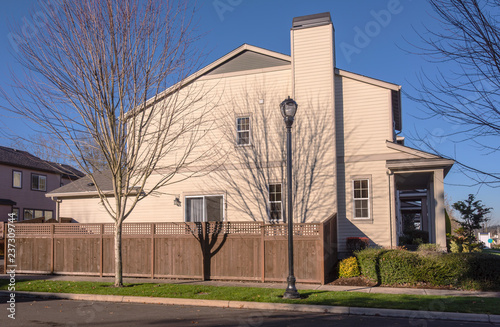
54,224 -> 102,235
15,224 -> 52,235
208,222 -> 262,235
9,221 -> 322,236
155,223 -> 201,235
264,223 -> 320,237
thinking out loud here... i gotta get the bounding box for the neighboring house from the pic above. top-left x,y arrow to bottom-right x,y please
47,13 -> 454,257
0,146 -> 83,222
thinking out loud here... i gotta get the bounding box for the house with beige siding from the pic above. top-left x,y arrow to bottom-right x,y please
47,13 -> 453,257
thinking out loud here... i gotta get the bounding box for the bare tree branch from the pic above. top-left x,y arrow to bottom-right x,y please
408,0 -> 500,186
1,0 -> 218,287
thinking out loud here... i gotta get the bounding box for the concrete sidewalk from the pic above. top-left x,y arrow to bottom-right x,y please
2,273 -> 500,298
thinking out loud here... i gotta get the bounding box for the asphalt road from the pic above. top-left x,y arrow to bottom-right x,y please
0,295 -> 498,327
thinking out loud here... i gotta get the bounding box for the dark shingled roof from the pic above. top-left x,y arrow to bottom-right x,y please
0,146 -> 84,179
48,170 -> 113,196
0,199 -> 16,206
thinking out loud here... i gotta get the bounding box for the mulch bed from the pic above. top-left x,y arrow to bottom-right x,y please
328,276 -> 457,290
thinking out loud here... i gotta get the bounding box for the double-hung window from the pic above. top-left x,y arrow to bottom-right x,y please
269,183 -> 282,222
31,174 -> 47,191
353,179 -> 370,219
13,170 -> 22,188
236,117 -> 250,145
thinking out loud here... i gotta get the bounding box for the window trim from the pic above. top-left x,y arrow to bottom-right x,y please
23,208 -> 53,220
268,183 -> 283,222
351,176 -> 372,221
31,173 -> 47,192
184,194 -> 225,222
12,170 -> 22,189
236,116 -> 251,146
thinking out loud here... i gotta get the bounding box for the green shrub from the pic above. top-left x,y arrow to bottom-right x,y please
378,250 -> 420,284
354,247 -> 384,282
338,256 -> 361,278
417,243 -> 441,253
354,248 -> 500,290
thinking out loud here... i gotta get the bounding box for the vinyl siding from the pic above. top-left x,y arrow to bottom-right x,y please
335,74 -> 396,253
291,23 -> 337,222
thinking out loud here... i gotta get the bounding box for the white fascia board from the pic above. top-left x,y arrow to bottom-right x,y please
335,69 -> 401,91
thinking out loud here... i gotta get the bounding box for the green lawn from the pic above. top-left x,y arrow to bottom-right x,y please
2,279 -> 500,315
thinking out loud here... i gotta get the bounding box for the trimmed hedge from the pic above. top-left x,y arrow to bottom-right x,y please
354,248 -> 500,290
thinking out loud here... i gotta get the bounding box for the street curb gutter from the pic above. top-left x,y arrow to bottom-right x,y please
4,291 -> 499,323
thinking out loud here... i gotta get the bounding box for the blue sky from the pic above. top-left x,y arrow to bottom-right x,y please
0,0 -> 498,224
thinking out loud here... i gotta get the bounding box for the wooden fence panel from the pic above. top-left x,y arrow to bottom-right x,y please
54,238 -> 100,274
9,220 -> 337,283
102,237 -> 115,275
17,238 -> 51,273
210,236 -> 262,280
154,237 -> 202,278
122,237 -> 152,276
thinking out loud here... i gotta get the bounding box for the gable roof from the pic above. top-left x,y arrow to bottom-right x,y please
206,49 -> 290,76
0,146 -> 84,179
46,170 -> 113,198
142,44 -> 291,108
335,69 -> 401,91
386,141 -> 454,175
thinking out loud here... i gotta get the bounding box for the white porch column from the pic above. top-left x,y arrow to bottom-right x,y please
433,169 -> 447,250
389,172 -> 397,248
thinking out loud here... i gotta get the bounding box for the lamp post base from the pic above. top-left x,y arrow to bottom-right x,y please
283,276 -> 300,299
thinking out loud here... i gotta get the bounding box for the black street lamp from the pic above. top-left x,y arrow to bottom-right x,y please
280,96 -> 300,300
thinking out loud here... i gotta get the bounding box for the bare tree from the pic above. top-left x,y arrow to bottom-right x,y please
11,132 -> 70,164
215,87 -> 335,223
1,0 -> 217,286
408,0 -> 500,186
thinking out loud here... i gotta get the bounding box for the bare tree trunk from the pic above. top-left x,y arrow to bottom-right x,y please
114,221 -> 123,287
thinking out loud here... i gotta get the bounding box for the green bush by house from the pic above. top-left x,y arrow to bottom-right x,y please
338,256 -> 361,278
354,247 -> 500,290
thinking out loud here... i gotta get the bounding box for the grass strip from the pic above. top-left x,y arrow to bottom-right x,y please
1,279 -> 499,315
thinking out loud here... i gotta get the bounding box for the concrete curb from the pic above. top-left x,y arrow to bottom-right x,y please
3,290 -> 500,323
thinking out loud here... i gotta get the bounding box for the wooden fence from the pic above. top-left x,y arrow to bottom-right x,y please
4,215 -> 337,284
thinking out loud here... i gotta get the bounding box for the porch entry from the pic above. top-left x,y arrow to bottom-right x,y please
185,195 -> 224,222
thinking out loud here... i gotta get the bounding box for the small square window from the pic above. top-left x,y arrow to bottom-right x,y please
236,117 -> 251,145
13,171 -> 22,188
31,174 -> 47,191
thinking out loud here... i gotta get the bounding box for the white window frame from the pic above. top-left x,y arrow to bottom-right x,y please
184,194 -> 225,222
236,116 -> 251,146
13,170 -> 22,189
268,183 -> 283,222
352,178 -> 371,220
31,174 -> 47,191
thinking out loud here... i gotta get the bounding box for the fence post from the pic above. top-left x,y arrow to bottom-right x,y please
151,223 -> 155,279
261,222 -> 265,282
100,224 -> 104,277
319,222 -> 325,284
50,224 -> 55,274
201,222 -> 207,280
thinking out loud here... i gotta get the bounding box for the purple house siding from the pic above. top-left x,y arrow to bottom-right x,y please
0,146 -> 83,222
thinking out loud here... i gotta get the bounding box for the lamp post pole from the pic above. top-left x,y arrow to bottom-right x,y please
281,96 -> 300,300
